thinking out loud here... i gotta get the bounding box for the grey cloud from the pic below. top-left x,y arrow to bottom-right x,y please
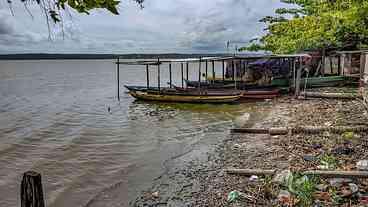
0,0 -> 285,54
0,11 -> 15,35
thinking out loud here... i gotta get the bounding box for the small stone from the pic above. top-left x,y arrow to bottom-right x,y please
312,143 -> 323,149
303,154 -> 316,162
233,143 -> 241,148
357,160 -> 368,170
273,170 -> 292,184
151,191 -> 159,198
341,190 -> 352,197
359,194 -> 368,205
329,178 -> 353,188
316,184 -> 328,191
277,190 -> 291,204
332,145 -> 354,155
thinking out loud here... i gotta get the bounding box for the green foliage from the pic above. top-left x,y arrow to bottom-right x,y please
241,0 -> 368,54
9,0 -> 144,23
286,173 -> 318,207
319,154 -> 338,170
342,131 -> 354,140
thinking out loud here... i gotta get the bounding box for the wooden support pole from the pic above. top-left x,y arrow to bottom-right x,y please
117,57 -> 120,101
295,57 -> 302,96
198,57 -> 201,90
186,62 -> 189,81
329,57 -> 333,74
232,59 -> 235,81
212,60 -> 215,83
321,48 -> 326,76
146,64 -> 150,89
169,63 -> 172,88
338,55 -> 341,75
340,54 -> 346,76
181,63 -> 184,88
21,171 -> 45,207
157,58 -> 160,92
292,58 -> 296,90
222,60 -> 225,81
360,52 -> 365,81
364,53 -> 368,84
234,59 -> 237,89
205,60 -> 208,80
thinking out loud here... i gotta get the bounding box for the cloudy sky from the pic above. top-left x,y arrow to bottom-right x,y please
0,0 -> 286,54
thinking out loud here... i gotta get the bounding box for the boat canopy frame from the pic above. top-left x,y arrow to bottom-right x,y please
115,54 -> 309,101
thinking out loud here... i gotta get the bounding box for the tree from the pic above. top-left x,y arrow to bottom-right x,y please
8,0 -> 144,23
240,0 -> 368,54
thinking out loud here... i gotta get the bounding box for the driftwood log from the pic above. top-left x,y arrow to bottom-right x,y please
303,170 -> 368,178
301,91 -> 362,99
21,171 -> 45,207
231,126 -> 368,135
225,168 -> 368,178
225,169 -> 276,176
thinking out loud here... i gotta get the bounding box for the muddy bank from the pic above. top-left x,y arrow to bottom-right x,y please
133,96 -> 368,206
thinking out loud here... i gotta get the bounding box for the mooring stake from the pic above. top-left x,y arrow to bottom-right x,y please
21,171 -> 45,207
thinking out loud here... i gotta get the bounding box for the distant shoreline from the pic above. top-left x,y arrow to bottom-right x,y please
0,53 -> 229,60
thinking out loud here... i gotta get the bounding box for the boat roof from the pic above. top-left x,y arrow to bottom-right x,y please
116,54 -> 311,65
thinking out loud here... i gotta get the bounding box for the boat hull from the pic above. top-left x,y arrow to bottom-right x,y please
125,85 -> 279,100
129,91 -> 241,103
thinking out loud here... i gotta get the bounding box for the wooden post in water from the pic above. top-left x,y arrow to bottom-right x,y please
169,63 -> 172,88
146,64 -> 150,89
117,57 -> 120,101
21,171 -> 45,207
181,63 -> 184,88
157,58 -> 160,92
222,59 -> 225,81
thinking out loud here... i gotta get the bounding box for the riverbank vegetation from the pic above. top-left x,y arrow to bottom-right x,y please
241,0 -> 368,53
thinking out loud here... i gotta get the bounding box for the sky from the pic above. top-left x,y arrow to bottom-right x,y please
0,0 -> 286,54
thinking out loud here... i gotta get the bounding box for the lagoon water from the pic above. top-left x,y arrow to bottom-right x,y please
0,59 -> 270,207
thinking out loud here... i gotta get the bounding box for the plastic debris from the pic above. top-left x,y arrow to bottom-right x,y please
329,178 -> 353,188
303,154 -> 316,162
357,160 -> 368,171
349,183 -> 359,194
249,175 -> 258,181
227,190 -> 240,203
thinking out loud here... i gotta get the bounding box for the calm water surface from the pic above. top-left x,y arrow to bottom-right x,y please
0,59 -> 271,207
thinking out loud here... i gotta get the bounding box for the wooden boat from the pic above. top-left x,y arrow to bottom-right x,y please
129,91 -> 241,103
125,85 -> 279,100
188,76 -> 355,89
